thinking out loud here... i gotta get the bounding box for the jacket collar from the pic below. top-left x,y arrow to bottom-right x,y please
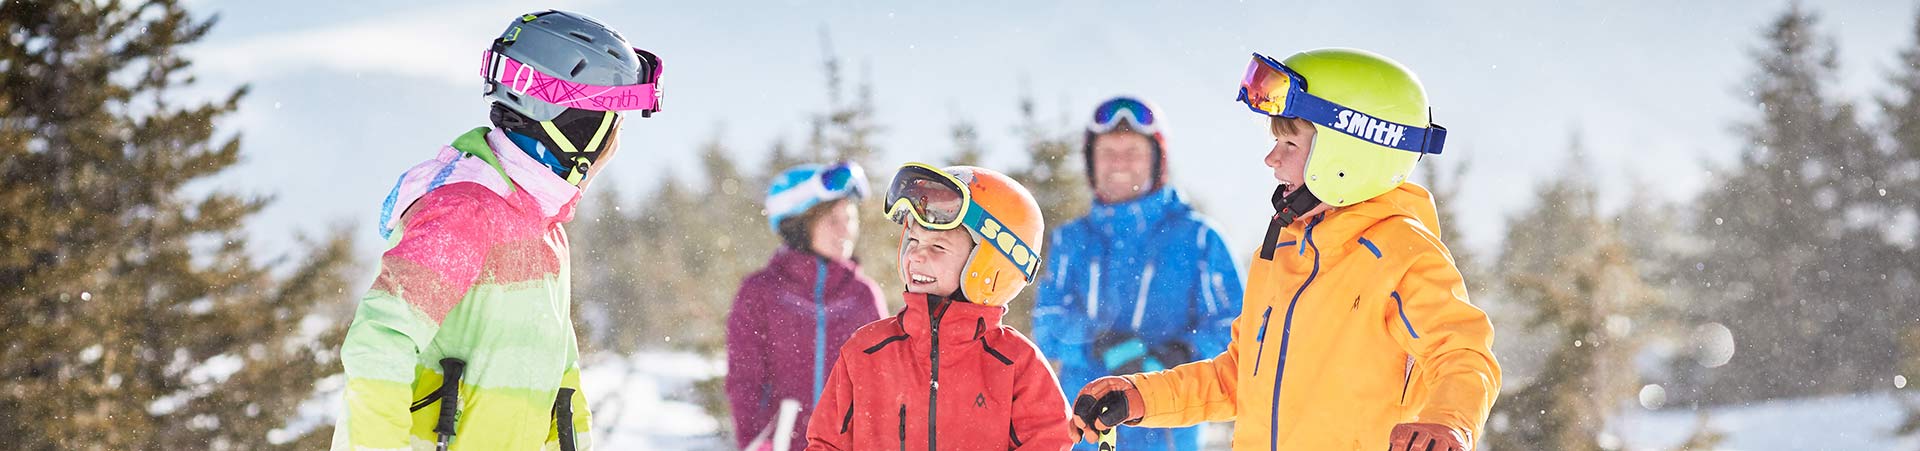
768,245 -> 864,282
376,127 -> 582,238
1086,187 -> 1187,237
899,291 -> 1005,347
1279,182 -> 1442,245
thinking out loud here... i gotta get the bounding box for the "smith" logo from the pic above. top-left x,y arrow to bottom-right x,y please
1333,109 -> 1407,148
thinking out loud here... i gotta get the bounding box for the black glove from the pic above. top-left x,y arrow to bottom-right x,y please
1073,392 -> 1132,434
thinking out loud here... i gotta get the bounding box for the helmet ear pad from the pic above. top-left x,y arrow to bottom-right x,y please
958,229 -> 1008,306
1300,123 -> 1416,206
947,166 -> 1045,307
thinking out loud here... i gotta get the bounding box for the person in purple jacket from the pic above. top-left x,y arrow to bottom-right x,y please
727,161 -> 888,451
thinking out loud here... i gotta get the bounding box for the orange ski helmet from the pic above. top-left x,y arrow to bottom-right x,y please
883,163 -> 1045,307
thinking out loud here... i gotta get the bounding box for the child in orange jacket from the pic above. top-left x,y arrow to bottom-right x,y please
1069,49 -> 1501,451
805,164 -> 1074,451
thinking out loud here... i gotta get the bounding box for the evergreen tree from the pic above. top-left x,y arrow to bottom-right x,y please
807,37 -> 901,305
1485,150 -> 1661,451
1683,4 -> 1893,403
1878,8 -> 1920,444
0,1 -> 355,449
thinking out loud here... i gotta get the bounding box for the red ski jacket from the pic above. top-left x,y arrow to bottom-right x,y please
805,292 -> 1074,451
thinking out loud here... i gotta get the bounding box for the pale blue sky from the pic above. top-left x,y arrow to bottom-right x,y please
183,0 -> 1917,265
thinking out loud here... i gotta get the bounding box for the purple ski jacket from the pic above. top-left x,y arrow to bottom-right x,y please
726,246 -> 887,450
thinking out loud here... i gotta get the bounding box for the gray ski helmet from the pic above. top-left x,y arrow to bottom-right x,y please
483,10 -> 661,122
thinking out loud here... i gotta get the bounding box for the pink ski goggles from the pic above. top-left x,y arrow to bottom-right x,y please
482,48 -> 664,115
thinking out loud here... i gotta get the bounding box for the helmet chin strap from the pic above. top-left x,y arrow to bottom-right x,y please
1258,184 -> 1323,261
1272,184 -> 1323,226
538,110 -> 617,186
489,105 -> 616,185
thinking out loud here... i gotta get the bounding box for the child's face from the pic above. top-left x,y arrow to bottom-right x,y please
899,221 -> 975,297
810,200 -> 860,261
1263,119 -> 1315,195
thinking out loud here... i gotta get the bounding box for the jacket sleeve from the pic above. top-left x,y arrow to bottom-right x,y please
803,347 -> 856,451
335,186 -> 496,449
1010,339 -> 1075,451
1121,316 -> 1242,428
1030,228 -> 1091,391
1189,225 -> 1243,360
726,277 -> 773,449
1386,238 -> 1501,445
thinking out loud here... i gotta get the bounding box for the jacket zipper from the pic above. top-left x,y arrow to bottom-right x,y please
813,257 -> 828,401
1269,215 -> 1323,451
1252,306 -> 1272,376
898,404 -> 907,451
928,298 -> 945,451
1400,356 -> 1417,405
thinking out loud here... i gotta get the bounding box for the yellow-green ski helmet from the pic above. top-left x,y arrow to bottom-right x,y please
1237,48 -> 1448,207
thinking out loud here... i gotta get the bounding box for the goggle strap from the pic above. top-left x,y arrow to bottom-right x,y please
1284,90 -> 1445,156
961,206 -> 1040,281
484,50 -> 663,113
1424,122 -> 1448,156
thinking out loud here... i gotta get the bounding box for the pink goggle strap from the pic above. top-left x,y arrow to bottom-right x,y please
483,50 -> 660,112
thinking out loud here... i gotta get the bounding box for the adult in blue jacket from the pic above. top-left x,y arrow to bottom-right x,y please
1032,96 -> 1243,451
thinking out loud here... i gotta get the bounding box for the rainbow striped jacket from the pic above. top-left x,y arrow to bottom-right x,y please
332,127 -> 591,451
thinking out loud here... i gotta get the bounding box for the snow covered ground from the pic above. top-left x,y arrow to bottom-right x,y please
581,351 -> 731,450
293,349 -> 1915,450
1612,391 -> 1919,451
582,351 -> 1920,450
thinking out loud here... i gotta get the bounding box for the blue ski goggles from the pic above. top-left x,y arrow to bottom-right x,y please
1087,96 -> 1161,135
816,161 -> 870,199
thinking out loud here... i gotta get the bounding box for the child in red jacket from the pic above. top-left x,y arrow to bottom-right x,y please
805,163 -> 1073,451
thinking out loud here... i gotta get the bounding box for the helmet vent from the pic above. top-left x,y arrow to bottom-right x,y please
606,48 -> 621,59
568,31 -> 595,43
570,60 -> 587,77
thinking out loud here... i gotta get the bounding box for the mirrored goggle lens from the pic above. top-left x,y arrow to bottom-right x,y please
1093,98 -> 1156,128
884,166 -> 966,227
1238,56 -> 1294,116
819,162 -> 868,197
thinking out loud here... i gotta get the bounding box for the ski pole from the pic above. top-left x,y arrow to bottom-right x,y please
554,387 -> 576,451
435,358 -> 467,451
